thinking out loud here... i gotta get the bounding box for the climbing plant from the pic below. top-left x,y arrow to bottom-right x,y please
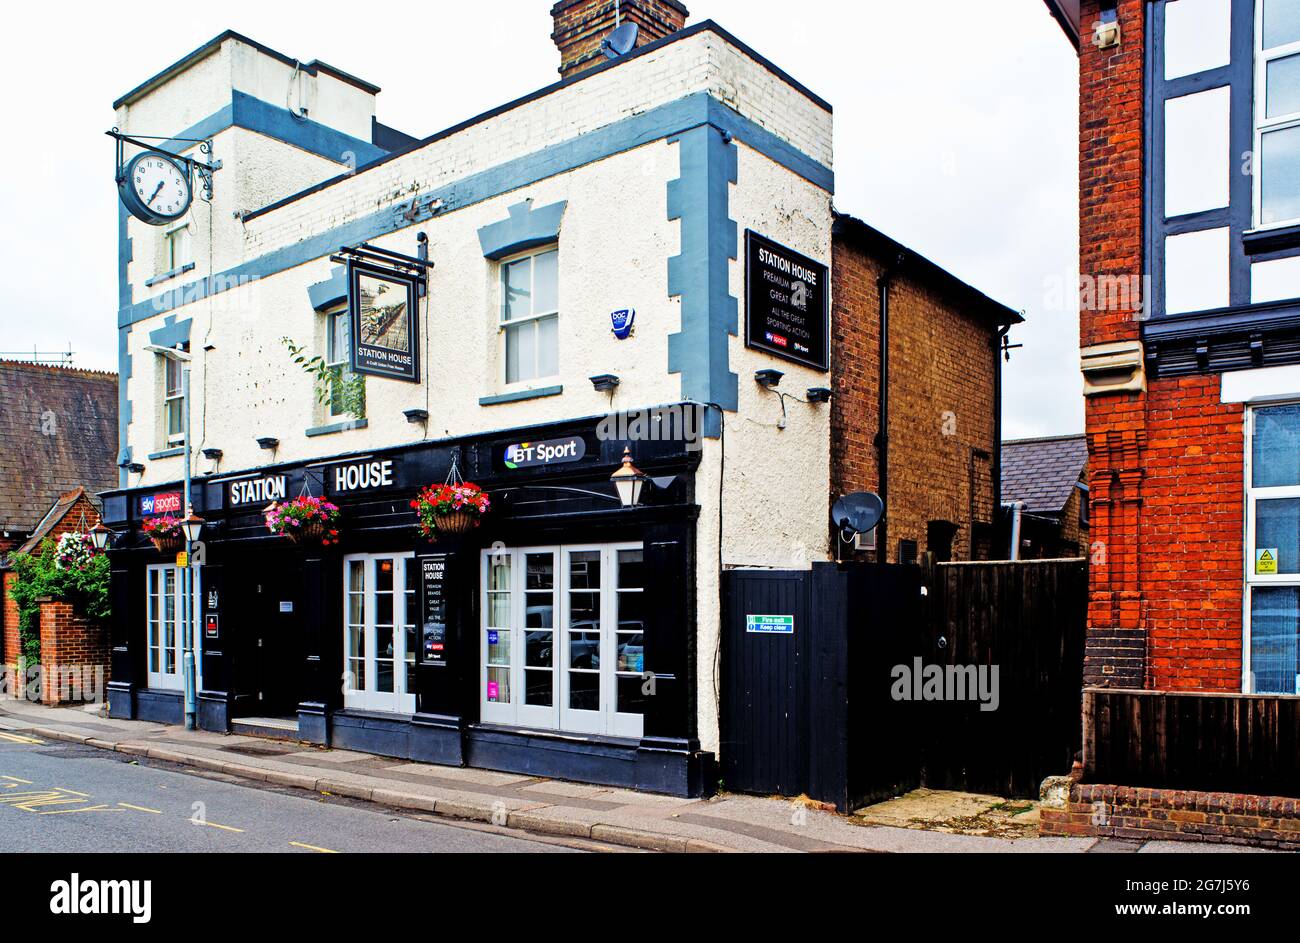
281,336 -> 367,419
7,538 -> 110,668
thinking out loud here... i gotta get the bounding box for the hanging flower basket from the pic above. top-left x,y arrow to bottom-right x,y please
413,482 -> 490,540
264,496 -> 341,547
142,516 -> 183,553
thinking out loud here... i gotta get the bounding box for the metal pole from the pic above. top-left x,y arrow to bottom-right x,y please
182,366 -> 196,730
1009,501 -> 1025,562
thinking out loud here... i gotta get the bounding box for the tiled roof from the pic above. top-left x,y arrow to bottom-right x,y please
1001,434 -> 1088,515
0,361 -> 118,538
13,487 -> 98,557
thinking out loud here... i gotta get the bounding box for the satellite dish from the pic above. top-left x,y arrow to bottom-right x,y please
832,492 -> 885,542
601,22 -> 640,59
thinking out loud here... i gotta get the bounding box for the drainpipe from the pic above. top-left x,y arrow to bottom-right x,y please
994,325 -> 1010,522
1008,501 -> 1026,561
876,254 -> 905,563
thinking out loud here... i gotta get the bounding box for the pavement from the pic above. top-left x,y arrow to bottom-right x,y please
0,700 -> 1272,854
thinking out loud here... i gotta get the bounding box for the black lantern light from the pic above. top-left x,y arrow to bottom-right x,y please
610,447 -> 649,509
89,522 -> 114,552
180,513 -> 205,544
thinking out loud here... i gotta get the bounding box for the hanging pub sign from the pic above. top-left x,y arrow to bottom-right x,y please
420,554 -> 451,668
744,230 -> 829,371
348,261 -> 421,383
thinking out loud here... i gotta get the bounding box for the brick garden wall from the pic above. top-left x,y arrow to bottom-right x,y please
2,571 -> 18,667
831,238 -> 999,563
37,598 -> 109,705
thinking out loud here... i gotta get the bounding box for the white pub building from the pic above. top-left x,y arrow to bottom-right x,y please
102,1 -> 837,794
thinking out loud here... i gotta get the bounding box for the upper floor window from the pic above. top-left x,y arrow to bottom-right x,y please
325,305 -> 363,419
164,223 -> 191,272
162,350 -> 185,445
501,247 -> 559,385
1256,0 -> 1300,227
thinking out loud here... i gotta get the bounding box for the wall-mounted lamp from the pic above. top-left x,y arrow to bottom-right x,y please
119,461 -> 145,475
806,388 -> 833,405
755,369 -> 784,389
610,447 -> 649,509
1094,1 -> 1120,48
404,409 -> 429,424
590,374 -> 621,393
202,448 -> 223,461
257,437 -> 279,451
89,522 -> 114,552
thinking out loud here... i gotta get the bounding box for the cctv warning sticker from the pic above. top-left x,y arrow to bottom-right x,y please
1256,549 -> 1279,575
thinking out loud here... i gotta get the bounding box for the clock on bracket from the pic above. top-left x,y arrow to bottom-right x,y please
119,151 -> 193,225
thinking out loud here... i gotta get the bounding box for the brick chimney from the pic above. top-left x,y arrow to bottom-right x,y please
551,0 -> 689,79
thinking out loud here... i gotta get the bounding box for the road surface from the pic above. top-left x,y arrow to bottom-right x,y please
0,732 -> 604,853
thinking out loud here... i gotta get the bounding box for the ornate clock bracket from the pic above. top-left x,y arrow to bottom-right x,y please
107,128 -> 223,202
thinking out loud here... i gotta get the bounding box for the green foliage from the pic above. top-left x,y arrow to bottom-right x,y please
281,336 -> 366,419
7,539 -> 111,667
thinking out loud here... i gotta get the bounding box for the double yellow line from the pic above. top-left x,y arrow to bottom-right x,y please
0,732 -> 43,745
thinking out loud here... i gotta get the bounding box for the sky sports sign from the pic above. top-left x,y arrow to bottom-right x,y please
139,492 -> 182,516
744,230 -> 829,371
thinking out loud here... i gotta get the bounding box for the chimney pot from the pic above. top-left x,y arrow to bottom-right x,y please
551,0 -> 690,80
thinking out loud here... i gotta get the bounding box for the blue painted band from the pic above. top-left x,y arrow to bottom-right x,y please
306,419 -> 369,437
479,386 -> 564,406
478,200 -> 568,260
147,447 -> 186,460
118,92 -> 832,330
145,262 -> 196,287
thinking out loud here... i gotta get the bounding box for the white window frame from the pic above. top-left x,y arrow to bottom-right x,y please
1253,0 -> 1300,229
1242,403 -> 1300,693
145,564 -> 201,692
162,353 -> 185,445
479,543 -> 645,739
324,304 -> 357,419
499,246 -> 559,387
164,223 -> 192,271
342,553 -> 417,714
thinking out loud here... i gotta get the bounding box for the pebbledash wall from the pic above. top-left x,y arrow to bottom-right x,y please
104,20 -> 835,793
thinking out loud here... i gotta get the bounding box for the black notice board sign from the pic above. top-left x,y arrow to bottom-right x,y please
744,230 -> 830,371
420,554 -> 450,668
348,260 -> 421,383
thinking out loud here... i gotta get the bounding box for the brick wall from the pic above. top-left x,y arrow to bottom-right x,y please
1078,0 -> 1247,691
37,598 -> 109,706
2,571 -> 17,667
831,238 -> 999,563
1041,782 -> 1300,850
552,0 -> 689,79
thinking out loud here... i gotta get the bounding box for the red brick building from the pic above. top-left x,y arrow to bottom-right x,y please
831,215 -> 1023,564
1044,0 -> 1300,695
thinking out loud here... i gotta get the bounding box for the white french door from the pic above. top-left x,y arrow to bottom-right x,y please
343,554 -> 417,713
145,564 -> 201,691
480,543 -> 645,738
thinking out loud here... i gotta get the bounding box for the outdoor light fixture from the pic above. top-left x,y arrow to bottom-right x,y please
89,522 -> 114,551
590,374 -> 621,393
610,447 -> 649,509
120,461 -> 145,475
201,448 -> 223,461
257,437 -> 279,450
404,408 -> 429,424
180,513 -> 205,544
806,388 -> 833,404
755,369 -> 784,389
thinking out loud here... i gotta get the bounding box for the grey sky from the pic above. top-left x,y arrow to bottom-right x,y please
0,0 -> 1079,438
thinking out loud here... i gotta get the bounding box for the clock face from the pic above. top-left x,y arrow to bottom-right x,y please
122,152 -> 192,224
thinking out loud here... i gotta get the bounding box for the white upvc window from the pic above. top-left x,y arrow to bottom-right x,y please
162,353 -> 185,445
500,247 -> 559,385
480,543 -> 645,739
1254,0 -> 1300,228
325,304 -> 356,418
145,564 -> 201,691
1244,402 -> 1300,694
164,223 -> 191,271
343,554 -> 417,714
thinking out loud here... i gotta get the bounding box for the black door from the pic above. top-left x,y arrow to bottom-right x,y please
250,560 -> 302,717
